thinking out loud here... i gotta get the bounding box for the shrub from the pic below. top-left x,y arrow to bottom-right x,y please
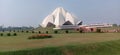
54,30 -> 58,34
13,30 -> 15,32
17,30 -> 19,32
26,31 -> 29,33
0,33 -> 3,36
9,30 -> 11,32
46,31 -> 48,34
79,29 -> 83,33
39,31 -> 41,34
65,30 -> 69,33
32,31 -> 35,33
96,29 -> 101,33
76,29 -> 79,31
21,30 -> 24,33
28,34 -> 52,39
7,33 -> 11,36
13,33 -> 17,36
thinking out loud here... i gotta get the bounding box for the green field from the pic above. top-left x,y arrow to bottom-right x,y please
1,39 -> 120,55
0,27 -> 120,55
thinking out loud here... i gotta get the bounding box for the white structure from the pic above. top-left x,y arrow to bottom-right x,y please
79,24 -> 113,28
41,7 -> 82,28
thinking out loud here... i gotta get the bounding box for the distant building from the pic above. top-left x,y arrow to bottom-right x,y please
41,7 -> 82,28
40,7 -> 113,30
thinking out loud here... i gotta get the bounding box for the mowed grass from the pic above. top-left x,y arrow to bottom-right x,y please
0,32 -> 120,52
1,38 -> 120,55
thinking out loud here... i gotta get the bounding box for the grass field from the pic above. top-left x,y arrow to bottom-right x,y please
0,27 -> 120,55
0,32 -> 120,51
0,37 -> 120,55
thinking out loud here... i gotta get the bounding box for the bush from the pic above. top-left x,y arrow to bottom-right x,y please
9,30 -> 11,32
0,33 -> 3,36
96,29 -> 101,33
13,30 -> 15,32
32,31 -> 35,33
65,30 -> 69,33
39,31 -> 41,34
26,31 -> 29,33
46,31 -> 48,34
7,33 -> 11,36
13,33 -> 17,36
54,30 -> 58,34
79,29 -> 83,33
21,30 -> 24,33
28,34 -> 52,39
17,30 -> 19,32
76,29 -> 79,31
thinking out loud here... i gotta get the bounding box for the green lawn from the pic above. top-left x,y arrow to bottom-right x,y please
1,38 -> 120,55
0,32 -> 120,52
0,27 -> 120,55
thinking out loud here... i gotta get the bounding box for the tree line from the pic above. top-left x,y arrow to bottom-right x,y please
0,26 -> 34,31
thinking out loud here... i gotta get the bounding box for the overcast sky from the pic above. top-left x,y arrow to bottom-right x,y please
0,0 -> 120,27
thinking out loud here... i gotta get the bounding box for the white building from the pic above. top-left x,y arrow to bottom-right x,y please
41,7 -> 82,28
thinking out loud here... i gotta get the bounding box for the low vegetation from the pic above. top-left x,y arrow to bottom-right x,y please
7,33 -> 11,36
0,33 -> 17,37
26,31 -> 29,33
28,34 -> 52,39
54,30 -> 58,34
0,33 -> 3,36
79,29 -> 83,33
13,33 -> 17,36
65,30 -> 69,33
96,29 -> 101,33
38,31 -> 41,34
46,31 -> 48,34
32,31 -> 35,33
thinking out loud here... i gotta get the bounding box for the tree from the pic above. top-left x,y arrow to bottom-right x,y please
113,24 -> 118,27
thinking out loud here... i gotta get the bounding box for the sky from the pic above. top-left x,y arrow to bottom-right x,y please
0,0 -> 120,27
